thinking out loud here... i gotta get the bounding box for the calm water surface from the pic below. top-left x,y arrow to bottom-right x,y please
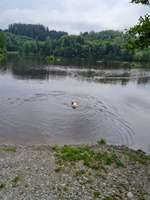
0,58 -> 150,152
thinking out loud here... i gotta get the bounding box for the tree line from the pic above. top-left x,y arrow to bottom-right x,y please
8,23 -> 68,41
0,23 -> 150,63
6,24 -> 150,62
0,0 -> 149,64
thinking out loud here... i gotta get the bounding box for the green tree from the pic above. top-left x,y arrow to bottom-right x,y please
22,40 -> 38,55
128,0 -> 150,48
0,32 -> 6,62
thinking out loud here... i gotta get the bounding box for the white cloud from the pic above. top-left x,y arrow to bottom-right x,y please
0,0 -> 149,33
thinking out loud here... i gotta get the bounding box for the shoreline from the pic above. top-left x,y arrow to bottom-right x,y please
0,143 -> 150,199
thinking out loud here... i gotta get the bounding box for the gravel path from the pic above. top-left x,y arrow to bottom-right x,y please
0,144 -> 150,200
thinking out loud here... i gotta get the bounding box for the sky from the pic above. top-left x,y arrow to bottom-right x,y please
0,0 -> 149,34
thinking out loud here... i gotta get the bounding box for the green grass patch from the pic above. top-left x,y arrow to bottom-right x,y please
54,145 -> 124,170
93,191 -> 101,198
11,175 -> 21,187
55,145 -> 93,162
97,138 -> 107,145
0,146 -> 16,152
123,147 -> 150,164
115,159 -> 125,167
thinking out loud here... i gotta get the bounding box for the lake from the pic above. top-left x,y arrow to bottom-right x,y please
0,57 -> 150,152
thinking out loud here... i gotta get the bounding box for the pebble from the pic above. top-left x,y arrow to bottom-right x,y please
127,192 -> 134,199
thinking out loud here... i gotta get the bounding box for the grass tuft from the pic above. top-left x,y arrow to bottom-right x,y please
93,191 -> 101,198
97,138 -> 107,145
11,175 -> 21,187
0,146 -> 16,152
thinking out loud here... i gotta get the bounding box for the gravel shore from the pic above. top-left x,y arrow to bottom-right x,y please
0,144 -> 150,200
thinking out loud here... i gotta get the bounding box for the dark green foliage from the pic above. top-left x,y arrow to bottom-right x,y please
49,30 -> 68,40
115,159 -> 125,167
131,0 -> 150,5
5,29 -> 133,60
133,47 -> 150,61
0,32 -> 6,50
0,49 -> 5,63
127,0 -> 150,49
8,23 -> 67,41
0,183 -> 6,189
93,191 -> 101,198
0,31 -> 6,63
128,15 -> 150,48
81,30 -> 122,40
97,138 -> 107,145
6,32 -> 44,55
1,24 -> 150,61
46,55 -> 61,63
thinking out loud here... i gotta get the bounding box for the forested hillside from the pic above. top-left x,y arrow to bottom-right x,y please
1,23 -> 150,62
8,23 -> 68,41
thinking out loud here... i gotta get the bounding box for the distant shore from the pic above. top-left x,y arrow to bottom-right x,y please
0,143 -> 150,199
